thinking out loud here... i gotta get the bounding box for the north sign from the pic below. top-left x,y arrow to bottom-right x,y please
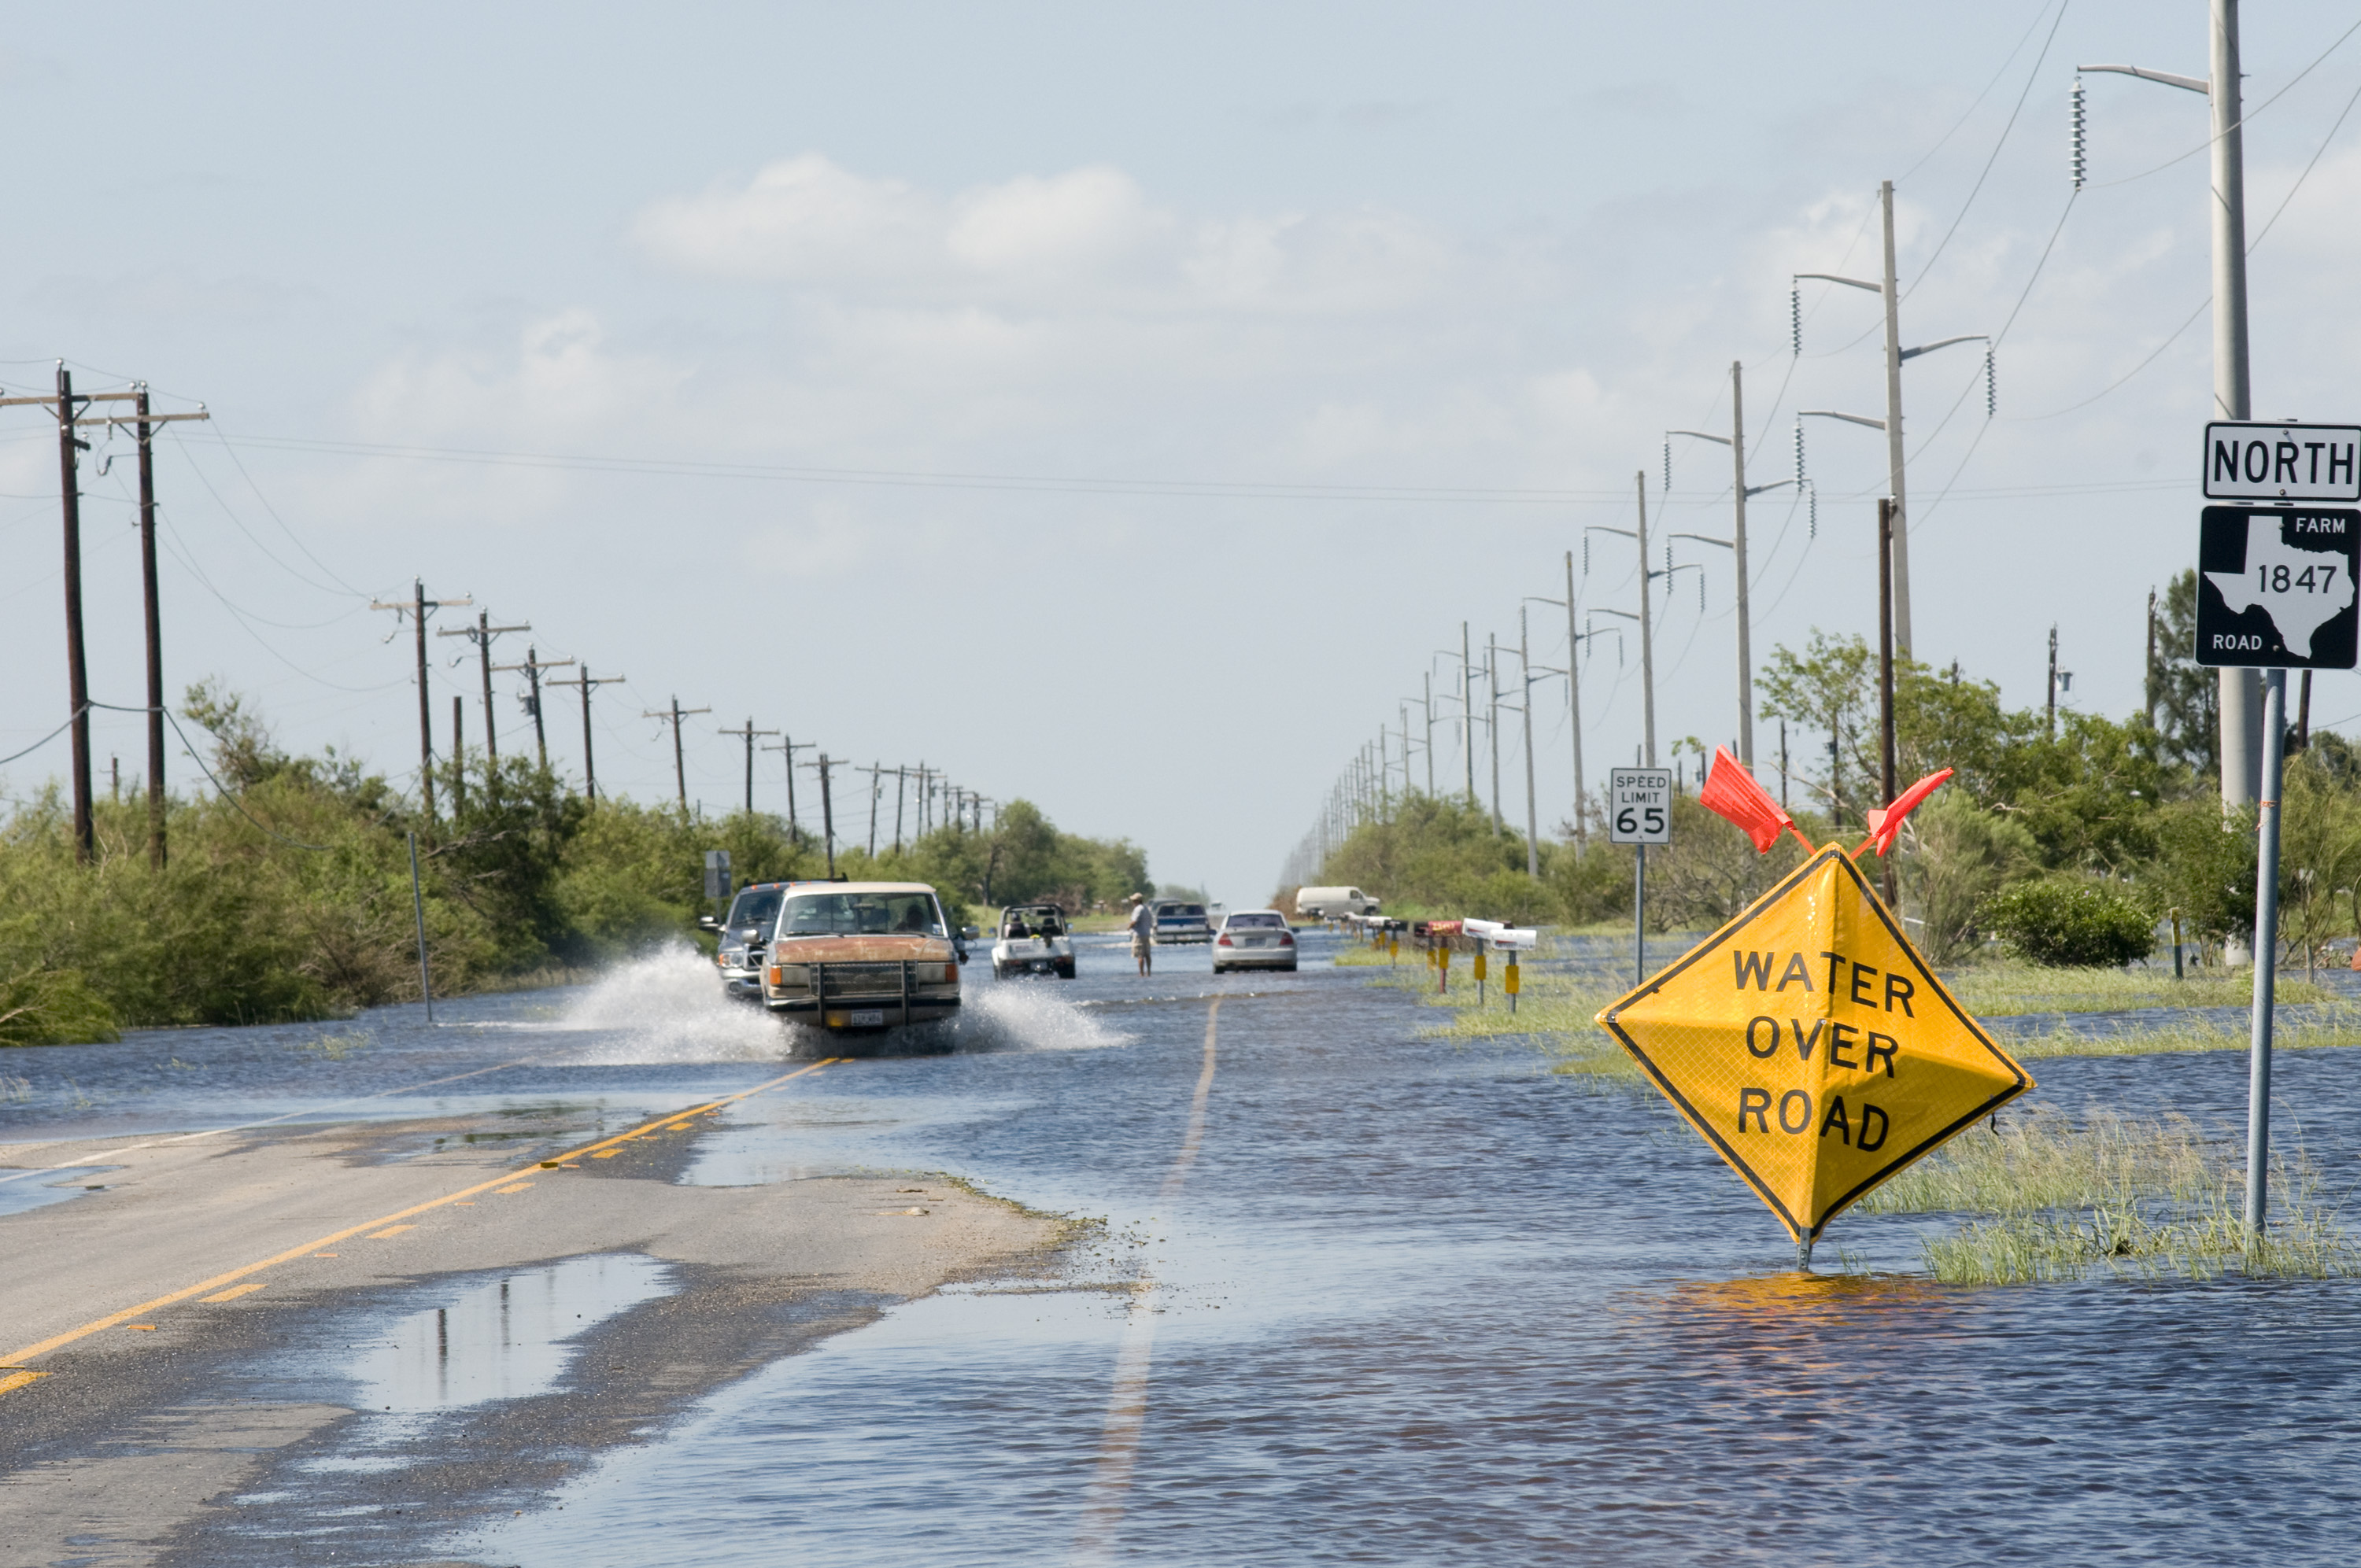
2204,422 -> 2361,503
1598,846 -> 2032,1244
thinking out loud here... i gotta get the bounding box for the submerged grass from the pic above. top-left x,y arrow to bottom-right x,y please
1863,1106 -> 2361,1283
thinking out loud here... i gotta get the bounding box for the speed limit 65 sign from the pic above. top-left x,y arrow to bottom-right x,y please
1609,768 -> 1672,845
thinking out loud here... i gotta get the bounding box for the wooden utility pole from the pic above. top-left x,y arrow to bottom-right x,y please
893,765 -> 907,853
450,695 -> 466,811
491,647 -> 571,770
371,580 -> 471,823
91,386 -> 208,867
438,611 -> 530,781
763,736 -> 814,843
802,754 -> 839,875
545,668 -> 623,802
644,698 -> 711,811
717,718 -> 778,813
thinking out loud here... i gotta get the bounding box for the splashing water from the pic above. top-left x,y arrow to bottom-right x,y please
546,946 -> 789,1064
955,984 -> 1129,1052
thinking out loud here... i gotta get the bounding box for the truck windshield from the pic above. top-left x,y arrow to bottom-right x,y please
727,887 -> 784,935
778,892 -> 945,938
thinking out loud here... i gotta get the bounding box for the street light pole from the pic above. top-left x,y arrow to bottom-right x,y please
2079,2 -> 2259,829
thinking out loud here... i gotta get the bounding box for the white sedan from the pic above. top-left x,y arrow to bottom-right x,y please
1211,909 -> 1298,974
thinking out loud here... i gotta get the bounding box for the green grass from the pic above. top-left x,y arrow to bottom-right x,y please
1858,1106 -> 2359,1282
1941,961 -> 2329,1017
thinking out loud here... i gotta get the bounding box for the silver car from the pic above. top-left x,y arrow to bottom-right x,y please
1211,909 -> 1298,974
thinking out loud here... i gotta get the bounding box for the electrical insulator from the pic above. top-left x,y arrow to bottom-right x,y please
1807,481 -> 1818,540
2071,77 -> 2087,190
1985,349 -> 1997,419
1793,419 -> 1806,487
1790,284 -> 1802,356
1662,440 -> 1672,494
1697,572 -> 1706,612
1581,536 -> 1590,575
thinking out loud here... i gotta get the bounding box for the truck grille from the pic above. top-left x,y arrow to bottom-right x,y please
813,961 -> 912,999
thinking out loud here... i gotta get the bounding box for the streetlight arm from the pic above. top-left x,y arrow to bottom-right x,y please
1900,333 -> 1989,362
1671,533 -> 1732,548
1794,271 -> 1882,294
1586,526 -> 1638,540
1745,478 -> 1798,499
1800,409 -> 1887,432
1668,429 -> 1731,447
2078,62 -> 2208,95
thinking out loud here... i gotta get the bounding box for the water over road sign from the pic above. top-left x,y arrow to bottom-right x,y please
2203,422 -> 2361,502
2195,505 -> 2360,670
1598,846 -> 2032,1244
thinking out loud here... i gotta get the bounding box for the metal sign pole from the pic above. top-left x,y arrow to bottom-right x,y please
2246,667 -> 2287,1241
1635,843 -> 1646,987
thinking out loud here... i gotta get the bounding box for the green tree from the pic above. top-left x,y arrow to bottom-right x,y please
1757,632 -> 1875,825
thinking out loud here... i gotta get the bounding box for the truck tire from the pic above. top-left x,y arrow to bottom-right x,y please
1056,960 -> 1076,980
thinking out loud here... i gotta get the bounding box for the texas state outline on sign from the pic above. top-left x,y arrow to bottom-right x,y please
2204,513 -> 2357,658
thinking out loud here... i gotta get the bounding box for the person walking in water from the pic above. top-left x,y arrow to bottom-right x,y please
1124,892 -> 1155,977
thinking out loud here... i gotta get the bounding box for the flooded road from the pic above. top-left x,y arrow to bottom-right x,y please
5,931 -> 2360,1564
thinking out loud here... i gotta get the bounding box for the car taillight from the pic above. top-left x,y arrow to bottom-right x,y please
1278,933 -> 1294,946
1217,934 -> 1233,946
938,963 -> 959,983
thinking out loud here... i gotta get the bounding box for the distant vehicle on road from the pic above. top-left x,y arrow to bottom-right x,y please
992,903 -> 1076,980
1151,899 -> 1214,944
1212,909 -> 1297,974
1295,885 -> 1381,918
704,881 -> 792,1002
760,882 -> 965,1035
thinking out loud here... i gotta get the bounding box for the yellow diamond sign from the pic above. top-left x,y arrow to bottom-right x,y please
1598,846 -> 2032,1245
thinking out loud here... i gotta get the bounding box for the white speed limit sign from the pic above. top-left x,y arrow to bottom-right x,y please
1609,767 -> 1672,845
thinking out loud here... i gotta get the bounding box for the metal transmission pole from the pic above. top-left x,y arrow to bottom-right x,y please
2080,12 -> 2258,810
644,698 -> 713,811
1666,363 -> 1796,768
860,762 -> 887,854
1519,608 -> 1539,878
1635,473 -> 1657,766
490,648 -> 572,769
1461,622 -> 1477,804
438,611 -> 530,775
1796,188 -> 1992,658
717,719 -> 778,813
371,581 -> 472,825
544,668 -> 623,802
1486,635 -> 1504,835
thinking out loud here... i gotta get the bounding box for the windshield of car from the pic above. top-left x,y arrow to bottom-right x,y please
1226,912 -> 1286,929
726,887 -> 784,935
778,892 -> 945,937
1157,904 -> 1205,919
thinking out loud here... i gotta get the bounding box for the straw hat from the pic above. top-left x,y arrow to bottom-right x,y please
1128,892 -> 1144,902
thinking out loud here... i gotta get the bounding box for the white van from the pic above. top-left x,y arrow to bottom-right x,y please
1295,886 -> 1380,918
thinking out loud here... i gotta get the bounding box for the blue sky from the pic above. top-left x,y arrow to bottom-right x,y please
5,2 -> 2360,902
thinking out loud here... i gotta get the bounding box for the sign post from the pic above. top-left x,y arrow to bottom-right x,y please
2193,473 -> 2361,1244
1610,767 -> 1672,985
1599,847 -> 2032,1270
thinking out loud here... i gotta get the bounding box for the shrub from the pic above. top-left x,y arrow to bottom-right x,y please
1981,880 -> 2156,968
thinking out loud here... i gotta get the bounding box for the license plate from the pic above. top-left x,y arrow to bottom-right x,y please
1243,935 -> 1269,946
848,1009 -> 885,1027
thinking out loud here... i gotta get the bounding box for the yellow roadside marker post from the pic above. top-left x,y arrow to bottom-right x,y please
1505,955 -> 1520,1015
1473,949 -> 1487,1007
1438,945 -> 1450,994
1599,844 -> 2030,1269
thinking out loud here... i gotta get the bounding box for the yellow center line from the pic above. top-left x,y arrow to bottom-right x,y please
2,1057 -> 845,1373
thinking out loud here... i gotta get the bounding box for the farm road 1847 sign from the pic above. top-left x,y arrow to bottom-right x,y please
2197,505 -> 2360,670
1598,847 -> 2032,1244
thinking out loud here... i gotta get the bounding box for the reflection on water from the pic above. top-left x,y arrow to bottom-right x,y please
346,1253 -> 672,1415
0,1165 -> 119,1218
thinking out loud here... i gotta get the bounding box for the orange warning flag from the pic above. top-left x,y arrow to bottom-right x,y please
1698,747 -> 1804,854
1598,845 -> 2031,1244
1864,768 -> 1953,858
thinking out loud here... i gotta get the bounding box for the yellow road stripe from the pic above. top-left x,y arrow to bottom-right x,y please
0,1371 -> 47,1395
2,1057 -> 843,1371
367,1225 -> 417,1238
200,1283 -> 265,1303
493,1183 -> 533,1195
